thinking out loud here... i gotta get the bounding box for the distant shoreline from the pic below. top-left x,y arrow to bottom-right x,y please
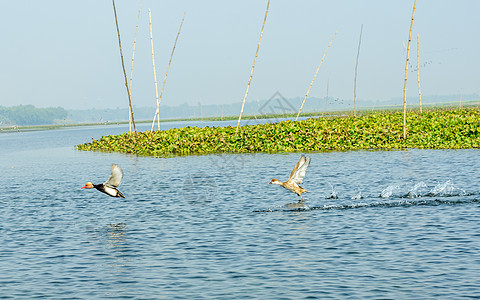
2,100 -> 478,133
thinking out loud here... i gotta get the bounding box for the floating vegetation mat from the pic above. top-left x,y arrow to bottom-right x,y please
76,108 -> 480,157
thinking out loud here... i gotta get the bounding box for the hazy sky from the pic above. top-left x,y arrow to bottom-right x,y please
1,1 -> 479,109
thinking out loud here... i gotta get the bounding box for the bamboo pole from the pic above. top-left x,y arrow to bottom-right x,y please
322,80 -> 329,118
148,9 -> 160,132
353,25 -> 363,117
112,0 -> 136,132
235,0 -> 270,135
417,34 -> 422,114
128,0 -> 142,133
403,0 -> 417,139
152,12 -> 186,131
295,31 -> 337,121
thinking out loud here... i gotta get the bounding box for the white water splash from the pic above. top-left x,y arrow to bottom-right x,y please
351,191 -> 363,200
430,180 -> 452,196
428,180 -> 466,197
380,185 -> 400,198
326,182 -> 338,199
406,182 -> 427,198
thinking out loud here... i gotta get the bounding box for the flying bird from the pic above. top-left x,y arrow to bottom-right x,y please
82,164 -> 125,198
269,155 -> 311,202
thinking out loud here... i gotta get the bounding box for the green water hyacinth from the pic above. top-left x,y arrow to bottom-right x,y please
75,108 -> 480,157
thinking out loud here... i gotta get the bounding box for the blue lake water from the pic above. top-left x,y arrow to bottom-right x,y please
1,120 -> 480,299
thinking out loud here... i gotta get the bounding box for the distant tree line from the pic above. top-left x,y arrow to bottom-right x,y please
0,105 -> 68,125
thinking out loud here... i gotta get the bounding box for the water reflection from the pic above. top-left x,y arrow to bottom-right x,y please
86,222 -> 131,270
104,223 -> 131,298
285,201 -> 308,209
105,223 -> 130,270
106,223 -> 128,250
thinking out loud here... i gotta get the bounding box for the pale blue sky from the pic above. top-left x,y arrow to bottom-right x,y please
0,1 -> 478,109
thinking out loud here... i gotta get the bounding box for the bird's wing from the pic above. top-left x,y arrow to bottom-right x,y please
288,155 -> 305,181
104,164 -> 123,188
288,155 -> 311,185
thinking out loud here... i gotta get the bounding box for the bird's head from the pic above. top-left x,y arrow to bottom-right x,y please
81,182 -> 94,189
268,178 -> 281,185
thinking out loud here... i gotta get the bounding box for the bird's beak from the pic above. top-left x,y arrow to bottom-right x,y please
82,182 -> 93,189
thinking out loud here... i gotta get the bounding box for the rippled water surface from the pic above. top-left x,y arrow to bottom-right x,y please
1,122 -> 480,299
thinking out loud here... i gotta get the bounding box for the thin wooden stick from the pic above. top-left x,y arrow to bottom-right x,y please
149,9 -> 160,132
322,80 -> 329,118
353,25 -> 363,117
235,0 -> 270,134
417,34 -> 422,114
112,0 -> 136,132
152,12 -> 186,131
295,31 -> 337,121
112,0 -> 137,132
403,0 -> 417,139
128,0 -> 142,133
